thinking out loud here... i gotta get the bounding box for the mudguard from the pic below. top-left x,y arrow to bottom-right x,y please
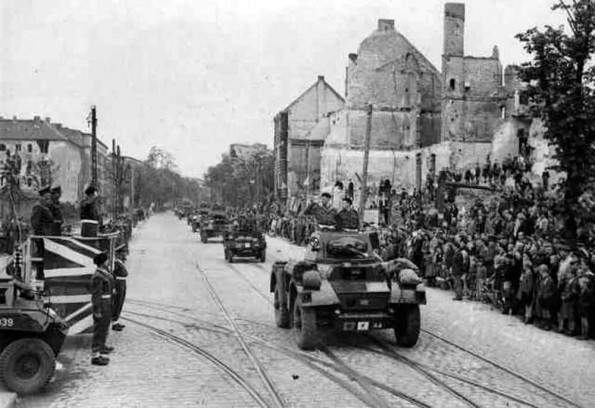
294,280 -> 340,307
390,284 -> 426,304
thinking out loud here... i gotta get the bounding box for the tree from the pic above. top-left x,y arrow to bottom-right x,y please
516,0 -> 595,242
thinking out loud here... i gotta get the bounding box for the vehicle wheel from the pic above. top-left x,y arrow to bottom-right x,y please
201,234 -> 207,244
259,250 -> 266,263
274,285 -> 290,328
293,298 -> 317,350
393,305 -> 421,348
0,338 -> 56,395
228,252 -> 234,263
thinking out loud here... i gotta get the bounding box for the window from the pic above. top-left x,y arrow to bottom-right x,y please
36,140 -> 49,154
27,144 -> 33,153
449,79 -> 456,91
501,106 -> 506,119
0,144 -> 5,151
15,144 -> 21,152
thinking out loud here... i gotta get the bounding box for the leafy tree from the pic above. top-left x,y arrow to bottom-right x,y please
516,0 -> 595,241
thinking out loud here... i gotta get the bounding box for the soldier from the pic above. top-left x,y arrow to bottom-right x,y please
111,255 -> 128,331
90,252 -> 114,366
30,185 -> 55,235
49,185 -> 64,235
81,185 -> 100,221
336,197 -> 359,231
303,192 -> 337,227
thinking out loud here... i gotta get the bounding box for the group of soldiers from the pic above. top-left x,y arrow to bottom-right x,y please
29,183 -> 131,366
303,192 -> 360,230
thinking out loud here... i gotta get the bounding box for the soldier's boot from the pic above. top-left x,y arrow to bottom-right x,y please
91,352 -> 110,366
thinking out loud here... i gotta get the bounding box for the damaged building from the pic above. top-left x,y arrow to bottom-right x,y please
274,2 -> 536,207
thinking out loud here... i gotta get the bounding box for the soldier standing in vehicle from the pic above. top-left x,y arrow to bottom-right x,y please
303,192 -> 337,227
336,197 -> 359,231
90,252 -> 114,366
30,185 -> 55,235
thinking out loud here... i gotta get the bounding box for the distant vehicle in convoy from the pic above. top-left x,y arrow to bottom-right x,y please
270,229 -> 426,350
200,211 -> 229,243
223,229 -> 266,263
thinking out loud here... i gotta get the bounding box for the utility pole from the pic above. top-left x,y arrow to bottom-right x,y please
305,141 -> 310,204
358,104 -> 373,226
90,106 -> 98,189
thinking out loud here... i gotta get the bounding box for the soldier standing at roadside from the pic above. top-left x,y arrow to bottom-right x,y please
111,255 -> 128,331
30,185 -> 54,235
90,252 -> 114,366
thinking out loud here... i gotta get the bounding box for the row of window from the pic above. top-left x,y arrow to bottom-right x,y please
0,143 -> 34,153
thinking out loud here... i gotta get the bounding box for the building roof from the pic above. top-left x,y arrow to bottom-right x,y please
281,76 -> 345,114
0,117 -> 71,143
229,143 -> 268,159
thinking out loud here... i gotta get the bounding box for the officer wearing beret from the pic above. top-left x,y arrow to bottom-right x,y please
30,185 -> 55,235
90,252 -> 114,366
336,197 -> 360,231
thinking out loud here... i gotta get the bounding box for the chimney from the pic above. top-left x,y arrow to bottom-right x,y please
378,19 -> 394,32
317,75 -> 325,83
316,75 -> 326,120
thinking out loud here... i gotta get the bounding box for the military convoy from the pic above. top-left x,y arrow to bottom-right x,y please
270,229 -> 425,350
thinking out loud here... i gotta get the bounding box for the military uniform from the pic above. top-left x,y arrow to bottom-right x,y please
336,208 -> 359,231
31,201 -> 54,235
111,258 -> 128,331
303,202 -> 337,226
91,261 -> 114,365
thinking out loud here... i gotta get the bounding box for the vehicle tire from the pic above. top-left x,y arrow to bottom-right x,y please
259,250 -> 266,263
393,305 -> 421,348
0,338 -> 56,395
201,234 -> 207,244
293,298 -> 317,350
274,285 -> 290,328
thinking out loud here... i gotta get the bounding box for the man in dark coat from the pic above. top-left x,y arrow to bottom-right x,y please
451,242 -> 469,300
80,185 -> 101,221
49,185 -> 64,235
30,185 -> 54,235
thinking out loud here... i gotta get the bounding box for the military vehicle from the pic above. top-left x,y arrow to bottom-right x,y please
200,211 -> 229,243
270,229 -> 425,350
0,265 -> 68,394
223,229 -> 266,263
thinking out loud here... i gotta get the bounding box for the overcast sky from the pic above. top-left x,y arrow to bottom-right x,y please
0,0 -> 566,177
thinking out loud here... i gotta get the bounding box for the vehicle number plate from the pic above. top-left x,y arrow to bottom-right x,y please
357,321 -> 369,331
0,318 -> 14,327
246,243 -> 251,248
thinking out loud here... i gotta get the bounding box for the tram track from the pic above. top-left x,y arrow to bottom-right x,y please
124,300 -> 433,408
194,261 -> 287,408
122,316 -> 272,408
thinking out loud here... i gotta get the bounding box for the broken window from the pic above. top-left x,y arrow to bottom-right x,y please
449,79 -> 456,91
0,144 -> 5,151
27,144 -> 33,153
15,144 -> 21,152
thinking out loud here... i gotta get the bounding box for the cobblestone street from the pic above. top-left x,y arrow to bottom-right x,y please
9,213 -> 595,408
